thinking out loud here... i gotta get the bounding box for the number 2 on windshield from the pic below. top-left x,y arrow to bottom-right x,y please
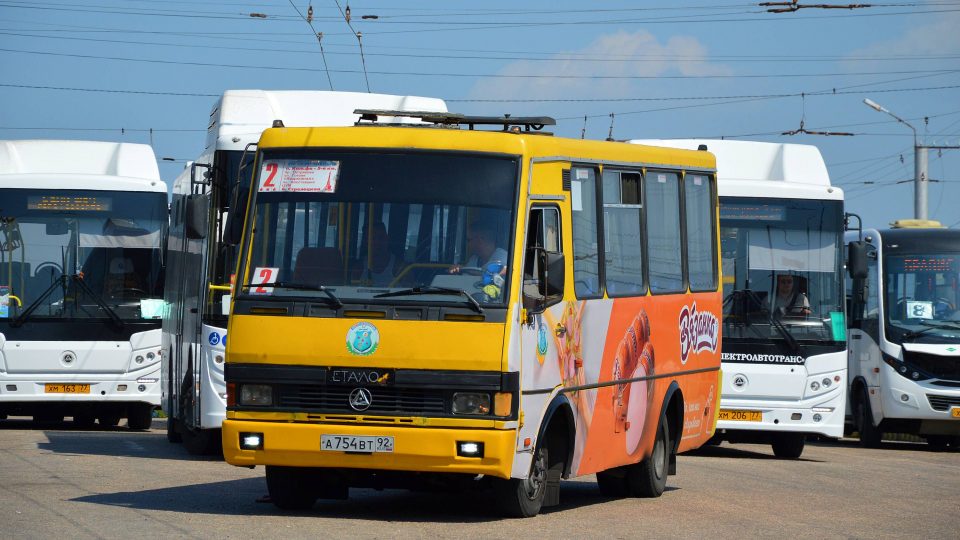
252,267 -> 277,295
261,162 -> 279,190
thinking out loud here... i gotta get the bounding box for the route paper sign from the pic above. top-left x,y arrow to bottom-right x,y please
258,160 -> 340,193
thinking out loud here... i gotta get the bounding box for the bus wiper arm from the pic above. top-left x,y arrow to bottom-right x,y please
904,320 -> 960,339
72,275 -> 125,329
255,281 -> 344,308
375,286 -> 483,314
12,274 -> 124,328
10,274 -> 66,328
741,288 -> 799,352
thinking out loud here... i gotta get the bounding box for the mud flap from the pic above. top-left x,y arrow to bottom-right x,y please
542,463 -> 563,507
668,452 -> 677,476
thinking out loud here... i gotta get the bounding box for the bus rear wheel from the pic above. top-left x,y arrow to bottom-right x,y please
771,433 -> 805,459
266,466 -> 319,511
626,415 -> 670,498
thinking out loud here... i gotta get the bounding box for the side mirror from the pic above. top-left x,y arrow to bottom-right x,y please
847,241 -> 868,280
185,194 -> 208,240
538,250 -> 565,298
223,188 -> 249,246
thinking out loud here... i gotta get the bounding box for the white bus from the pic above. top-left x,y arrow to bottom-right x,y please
631,139 -> 847,458
162,90 -> 447,454
845,220 -> 960,449
0,139 -> 167,429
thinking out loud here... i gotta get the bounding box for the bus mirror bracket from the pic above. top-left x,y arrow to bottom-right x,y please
848,241 -> 868,280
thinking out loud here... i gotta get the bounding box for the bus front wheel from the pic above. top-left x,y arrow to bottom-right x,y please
494,445 -> 549,517
855,388 -> 882,448
127,403 -> 154,431
771,432 -> 805,459
266,466 -> 318,511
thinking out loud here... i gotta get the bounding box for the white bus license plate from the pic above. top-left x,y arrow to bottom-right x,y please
321,435 -> 394,453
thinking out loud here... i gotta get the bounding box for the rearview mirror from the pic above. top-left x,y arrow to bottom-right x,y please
45,219 -> 68,236
223,188 -> 249,246
185,194 -> 208,240
847,241 -> 868,280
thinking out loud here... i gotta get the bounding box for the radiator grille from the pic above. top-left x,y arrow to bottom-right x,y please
926,394 -> 960,411
277,384 -> 446,415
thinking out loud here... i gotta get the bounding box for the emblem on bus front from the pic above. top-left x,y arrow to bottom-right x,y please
346,322 -> 380,356
348,387 -> 373,412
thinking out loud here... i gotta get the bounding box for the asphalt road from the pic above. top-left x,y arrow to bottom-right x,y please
1,417 -> 957,539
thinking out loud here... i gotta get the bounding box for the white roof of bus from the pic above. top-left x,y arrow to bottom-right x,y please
206,90 -> 449,151
0,139 -> 165,192
628,139 -> 841,200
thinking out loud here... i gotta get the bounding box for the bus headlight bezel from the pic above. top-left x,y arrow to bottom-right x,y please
452,392 -> 491,415
239,384 -> 273,406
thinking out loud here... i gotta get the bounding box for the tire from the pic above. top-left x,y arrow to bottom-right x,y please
495,445 -> 548,517
627,415 -> 670,498
166,415 -> 183,443
183,427 -> 223,456
72,412 -> 96,429
266,466 -> 319,511
127,403 -> 154,431
771,433 -> 806,459
856,388 -> 882,448
596,470 -> 630,498
98,413 -> 121,427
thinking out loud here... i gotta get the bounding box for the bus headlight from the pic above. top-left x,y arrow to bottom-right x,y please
239,384 -> 273,406
452,392 -> 491,415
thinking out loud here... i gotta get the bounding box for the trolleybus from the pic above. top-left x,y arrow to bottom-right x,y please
1,139 -> 167,428
221,112 -> 723,516
162,90 -> 447,453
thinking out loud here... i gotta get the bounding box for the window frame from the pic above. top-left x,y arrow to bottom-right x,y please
644,168 -> 685,295
600,167 -> 648,298
682,171 -> 719,293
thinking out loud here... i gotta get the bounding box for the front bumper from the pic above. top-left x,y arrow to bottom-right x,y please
222,419 -> 517,479
716,389 -> 845,438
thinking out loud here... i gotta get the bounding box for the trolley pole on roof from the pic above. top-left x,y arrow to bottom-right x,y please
863,98 -> 928,220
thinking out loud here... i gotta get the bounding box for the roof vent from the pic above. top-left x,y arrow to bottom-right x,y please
272,119 -> 285,128
697,144 -> 708,151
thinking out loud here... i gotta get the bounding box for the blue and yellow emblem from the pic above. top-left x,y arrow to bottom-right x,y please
346,321 -> 380,356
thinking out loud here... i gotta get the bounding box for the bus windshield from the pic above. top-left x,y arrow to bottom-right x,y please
0,188 -> 167,321
239,150 -> 519,307
884,252 -> 960,343
720,197 -> 845,342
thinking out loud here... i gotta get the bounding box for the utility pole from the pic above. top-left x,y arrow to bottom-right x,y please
863,99 -> 928,220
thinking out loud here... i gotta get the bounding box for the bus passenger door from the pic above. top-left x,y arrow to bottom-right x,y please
517,205 -> 565,471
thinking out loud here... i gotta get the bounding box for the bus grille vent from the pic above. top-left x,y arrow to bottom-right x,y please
278,384 -> 446,415
926,394 -> 960,411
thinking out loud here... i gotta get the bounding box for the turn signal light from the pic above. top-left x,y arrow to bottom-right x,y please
494,392 -> 512,416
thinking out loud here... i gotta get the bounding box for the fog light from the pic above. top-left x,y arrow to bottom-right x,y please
138,384 -> 146,392
822,378 -> 831,388
146,352 -> 155,361
457,441 -> 484,457
239,384 -> 273,406
810,381 -> 820,391
135,355 -> 144,364
215,354 -> 224,364
901,393 -> 909,402
452,392 -> 491,415
240,432 -> 264,450
813,413 -> 822,422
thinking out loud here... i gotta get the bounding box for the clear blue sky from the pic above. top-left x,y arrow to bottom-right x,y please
1,1 -> 958,228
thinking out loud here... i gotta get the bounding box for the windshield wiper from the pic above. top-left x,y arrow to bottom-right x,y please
12,274 -> 124,328
739,288 -> 799,352
247,281 -> 344,308
903,320 -> 960,340
375,286 -> 484,314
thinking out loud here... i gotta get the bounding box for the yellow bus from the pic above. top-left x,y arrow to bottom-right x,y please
222,112 -> 722,517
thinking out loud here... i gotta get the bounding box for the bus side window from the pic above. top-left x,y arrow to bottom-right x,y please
524,206 -> 562,310
645,170 -> 684,294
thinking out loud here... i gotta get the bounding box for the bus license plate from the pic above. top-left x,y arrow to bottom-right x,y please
718,409 -> 762,422
44,383 -> 90,394
321,435 -> 394,453
951,408 -> 960,419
